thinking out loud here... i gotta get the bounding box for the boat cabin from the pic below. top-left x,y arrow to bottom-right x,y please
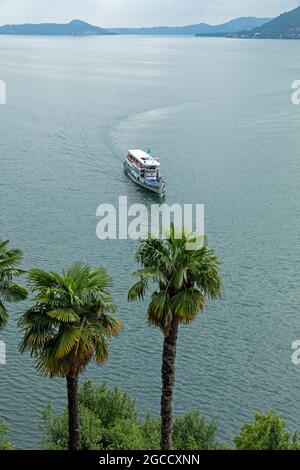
127,149 -> 160,179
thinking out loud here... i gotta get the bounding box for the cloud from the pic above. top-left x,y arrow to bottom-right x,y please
0,0 -> 299,27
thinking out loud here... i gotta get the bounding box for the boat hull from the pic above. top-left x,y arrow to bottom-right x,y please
124,161 -> 165,195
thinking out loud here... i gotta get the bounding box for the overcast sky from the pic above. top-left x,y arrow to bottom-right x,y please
0,0 -> 299,27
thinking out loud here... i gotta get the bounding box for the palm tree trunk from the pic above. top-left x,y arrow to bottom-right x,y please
66,371 -> 81,450
160,317 -> 179,450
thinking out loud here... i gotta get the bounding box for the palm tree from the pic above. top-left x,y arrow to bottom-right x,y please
18,262 -> 121,451
0,239 -> 27,329
128,225 -> 222,450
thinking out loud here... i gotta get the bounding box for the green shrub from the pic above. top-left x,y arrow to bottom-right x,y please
42,381 -> 220,450
173,410 -> 218,450
79,381 -> 138,427
233,411 -> 300,450
103,419 -> 146,450
42,381 -> 142,450
0,419 -> 14,450
140,415 -> 160,450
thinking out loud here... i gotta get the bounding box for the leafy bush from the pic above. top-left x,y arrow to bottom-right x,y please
42,381 -> 142,450
42,404 -> 103,450
103,419 -> 145,450
0,419 -> 14,450
233,411 -> 300,450
42,381 -> 218,450
140,415 -> 160,450
173,411 -> 218,450
79,381 -> 138,427
43,382 -> 300,451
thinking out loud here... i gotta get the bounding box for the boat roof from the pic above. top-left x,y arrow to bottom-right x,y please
128,149 -> 160,166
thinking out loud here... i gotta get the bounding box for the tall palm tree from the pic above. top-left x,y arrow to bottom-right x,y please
18,262 -> 121,451
0,239 -> 27,329
128,225 -> 222,450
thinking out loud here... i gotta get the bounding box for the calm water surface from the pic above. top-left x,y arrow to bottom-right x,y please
1,36 -> 300,449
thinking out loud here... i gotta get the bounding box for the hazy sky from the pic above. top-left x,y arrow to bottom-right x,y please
0,0 -> 299,27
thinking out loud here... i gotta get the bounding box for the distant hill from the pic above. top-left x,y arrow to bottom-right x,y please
0,17 -> 271,37
109,17 -> 271,35
235,6 -> 300,39
0,19 -> 114,35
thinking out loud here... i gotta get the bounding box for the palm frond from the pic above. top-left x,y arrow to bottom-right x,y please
170,288 -> 206,324
35,349 -> 71,378
19,329 -> 56,354
0,248 -> 23,268
94,334 -> 109,364
27,268 -> 59,290
133,267 -> 167,285
136,237 -> 170,268
0,283 -> 28,303
54,327 -> 81,359
93,315 -> 122,337
128,277 -> 148,302
147,291 -> 172,328
0,239 -> 27,329
0,300 -> 8,330
47,309 -> 79,323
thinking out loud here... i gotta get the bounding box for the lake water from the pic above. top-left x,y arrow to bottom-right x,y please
1,35 -> 300,449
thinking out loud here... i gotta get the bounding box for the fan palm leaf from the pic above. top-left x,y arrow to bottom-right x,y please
0,239 -> 27,329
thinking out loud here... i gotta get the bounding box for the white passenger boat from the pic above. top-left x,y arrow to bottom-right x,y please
124,149 -> 166,196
